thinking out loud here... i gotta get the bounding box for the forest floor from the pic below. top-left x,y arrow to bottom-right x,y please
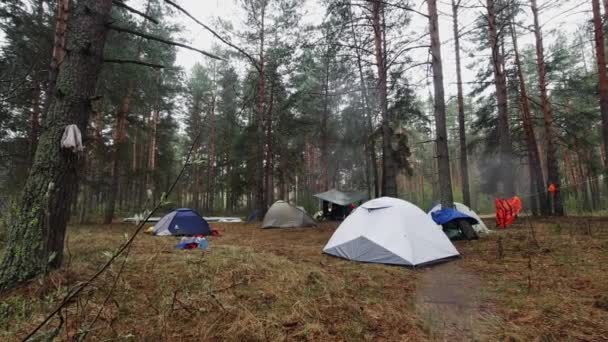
1,216 -> 608,341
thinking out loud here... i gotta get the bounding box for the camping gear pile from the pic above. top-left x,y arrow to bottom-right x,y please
175,236 -> 209,250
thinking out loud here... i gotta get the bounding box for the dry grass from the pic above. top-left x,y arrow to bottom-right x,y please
457,216 -> 608,341
0,217 -> 607,341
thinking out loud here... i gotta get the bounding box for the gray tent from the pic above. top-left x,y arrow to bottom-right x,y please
262,200 -> 316,228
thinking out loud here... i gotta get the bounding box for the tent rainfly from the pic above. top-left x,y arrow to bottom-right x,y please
262,200 -> 317,228
314,189 -> 367,220
153,208 -> 211,236
314,189 -> 368,206
323,197 -> 459,266
428,202 -> 491,235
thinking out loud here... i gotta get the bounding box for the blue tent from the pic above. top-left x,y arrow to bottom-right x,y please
153,208 -> 211,236
430,207 -> 479,226
430,207 -> 479,240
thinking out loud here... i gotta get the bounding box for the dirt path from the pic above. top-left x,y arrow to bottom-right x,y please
415,262 -> 485,341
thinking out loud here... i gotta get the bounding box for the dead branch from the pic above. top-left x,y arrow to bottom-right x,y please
163,0 -> 258,69
107,24 -> 223,61
112,0 -> 159,24
104,58 -> 165,69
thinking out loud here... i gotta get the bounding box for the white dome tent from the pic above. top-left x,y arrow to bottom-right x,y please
428,202 -> 491,235
323,197 -> 459,266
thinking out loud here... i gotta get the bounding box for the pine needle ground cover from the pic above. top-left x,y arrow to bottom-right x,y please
1,218 -> 607,341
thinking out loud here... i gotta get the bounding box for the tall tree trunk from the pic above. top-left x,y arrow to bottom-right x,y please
104,0 -> 154,220
193,166 -> 200,211
604,0 -> 608,31
132,123 -> 138,173
530,0 -> 563,215
255,4 -> 267,216
265,78 -> 275,206
592,0 -> 608,176
93,109 -> 104,215
41,0 -> 69,121
349,5 -> 379,197
452,0 -> 470,206
208,91 -> 217,212
103,82 -> 133,224
511,22 -> 549,215
130,119 -> 139,211
190,97 -> 202,211
486,0 -> 515,196
0,0 -> 113,291
428,0 -> 454,208
320,53 -> 330,190
30,78 -> 41,157
372,0 -> 398,197
79,159 -> 91,224
146,73 -> 161,200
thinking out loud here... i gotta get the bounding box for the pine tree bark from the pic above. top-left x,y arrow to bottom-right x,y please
451,0 -> 470,207
190,97 -> 202,211
530,0 -> 563,215
320,54 -> 330,190
103,82 -> 133,224
486,0 -> 515,196
372,0 -> 398,197
145,106 -> 159,195
511,22 -> 549,216
42,0 -> 69,120
208,89 -> 217,212
146,82 -> 160,197
265,77 -> 275,205
103,0 -> 153,220
349,6 -> 380,198
592,0 -> 608,175
30,78 -> 41,157
0,0 -> 113,291
428,0 -> 454,208
255,4 -> 267,216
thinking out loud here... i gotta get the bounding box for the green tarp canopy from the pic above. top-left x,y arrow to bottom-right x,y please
313,189 -> 367,206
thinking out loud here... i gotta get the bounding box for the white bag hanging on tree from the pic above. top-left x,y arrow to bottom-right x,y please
61,124 -> 84,152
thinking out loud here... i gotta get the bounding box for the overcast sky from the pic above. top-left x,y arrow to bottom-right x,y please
153,0 -> 588,101
0,0 -> 589,101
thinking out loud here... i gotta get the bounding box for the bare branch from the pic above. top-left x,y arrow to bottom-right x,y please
163,0 -> 258,70
107,24 -> 224,60
103,58 -> 164,69
112,0 -> 159,24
